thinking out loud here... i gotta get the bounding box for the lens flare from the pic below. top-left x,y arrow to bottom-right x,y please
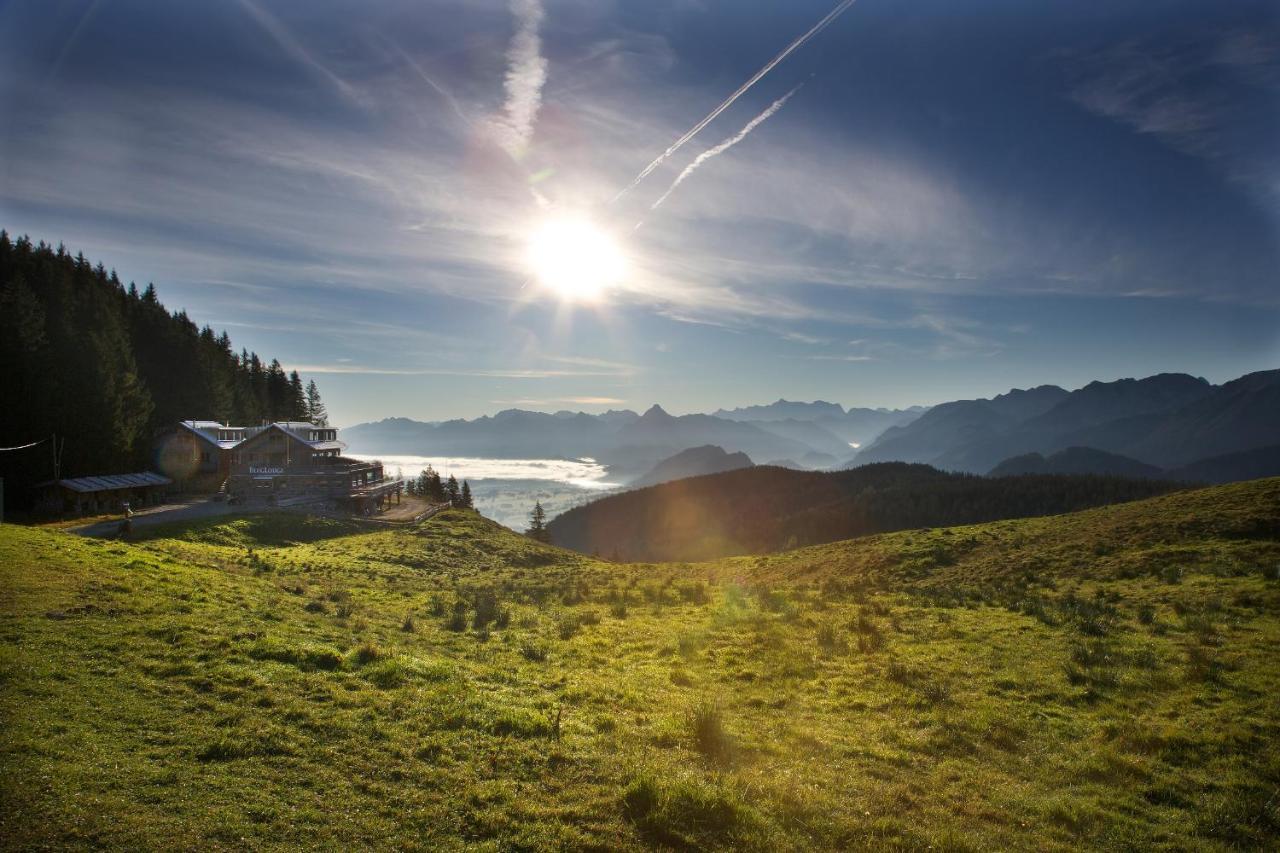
525,217 -> 625,302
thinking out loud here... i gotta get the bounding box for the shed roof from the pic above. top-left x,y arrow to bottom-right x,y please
41,472 -> 173,493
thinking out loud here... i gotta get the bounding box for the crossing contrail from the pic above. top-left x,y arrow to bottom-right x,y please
613,0 -> 857,202
648,82 -> 804,213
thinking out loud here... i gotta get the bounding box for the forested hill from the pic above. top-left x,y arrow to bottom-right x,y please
546,462 -> 1186,562
0,233 -> 325,510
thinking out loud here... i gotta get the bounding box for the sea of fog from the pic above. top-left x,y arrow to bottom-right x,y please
347,454 -> 622,530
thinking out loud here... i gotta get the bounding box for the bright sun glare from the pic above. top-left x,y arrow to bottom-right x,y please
526,218 -> 626,302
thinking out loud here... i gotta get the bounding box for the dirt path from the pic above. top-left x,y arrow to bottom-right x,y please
69,498 -> 237,538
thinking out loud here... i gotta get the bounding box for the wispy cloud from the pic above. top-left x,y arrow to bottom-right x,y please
648,82 -> 804,215
1064,29 -> 1280,200
495,396 -> 628,407
804,354 -> 875,362
290,363 -> 627,379
488,0 -> 548,159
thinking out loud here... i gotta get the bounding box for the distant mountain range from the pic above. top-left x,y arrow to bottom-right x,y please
851,370 -> 1280,481
712,399 -> 924,447
344,369 -> 1278,488
343,400 -> 924,482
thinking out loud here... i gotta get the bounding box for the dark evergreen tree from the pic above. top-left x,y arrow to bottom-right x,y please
526,501 -> 550,542
446,474 -> 461,506
288,371 -> 307,421
460,480 -> 473,509
305,380 -> 328,426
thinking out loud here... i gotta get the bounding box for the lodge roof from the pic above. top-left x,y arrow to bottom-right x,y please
39,472 -> 173,493
174,420 -> 341,451
177,420 -> 244,450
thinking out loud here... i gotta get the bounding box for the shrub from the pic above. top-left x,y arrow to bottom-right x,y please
622,772 -> 765,848
1136,604 -> 1156,625
610,601 -> 629,620
520,641 -> 549,662
472,589 -> 500,630
856,632 -> 884,654
248,639 -> 343,672
488,707 -> 551,738
401,614 -> 416,633
919,679 -> 952,706
303,600 -> 327,614
445,600 -> 467,632
887,660 -> 913,685
687,700 -> 732,762
680,582 -> 709,605
350,641 -> 385,666
557,614 -> 581,640
1185,645 -> 1223,683
816,622 -> 845,653
1160,565 -> 1183,584
364,658 -> 407,689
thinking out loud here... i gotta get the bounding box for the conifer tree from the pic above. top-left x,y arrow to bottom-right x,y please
288,371 -> 307,421
446,474 -> 461,506
460,480 -> 473,509
526,501 -> 550,542
305,380 -> 328,426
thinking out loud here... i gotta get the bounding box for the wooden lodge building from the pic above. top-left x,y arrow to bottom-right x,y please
161,420 -> 402,514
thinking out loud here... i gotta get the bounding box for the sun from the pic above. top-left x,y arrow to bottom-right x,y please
525,217 -> 626,302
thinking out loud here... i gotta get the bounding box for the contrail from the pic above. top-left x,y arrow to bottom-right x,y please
236,0 -> 363,106
384,38 -> 473,130
613,0 -> 857,202
648,82 -> 804,213
491,0 -> 548,159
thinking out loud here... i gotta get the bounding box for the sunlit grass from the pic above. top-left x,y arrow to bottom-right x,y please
2,479 -> 1278,849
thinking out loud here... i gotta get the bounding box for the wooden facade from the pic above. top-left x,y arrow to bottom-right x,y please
222,423 -> 401,513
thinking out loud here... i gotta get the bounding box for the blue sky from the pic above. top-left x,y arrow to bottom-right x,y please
2,0 -> 1277,426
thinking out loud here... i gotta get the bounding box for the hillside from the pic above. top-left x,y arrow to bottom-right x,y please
990,447 -> 1164,479
990,444 -> 1280,484
631,445 -> 754,488
2,481 -> 1278,849
547,463 -> 1184,562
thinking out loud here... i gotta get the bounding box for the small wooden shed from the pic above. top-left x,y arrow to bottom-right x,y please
35,472 -> 173,517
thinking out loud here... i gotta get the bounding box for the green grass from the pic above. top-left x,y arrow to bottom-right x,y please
2,480 -> 1279,850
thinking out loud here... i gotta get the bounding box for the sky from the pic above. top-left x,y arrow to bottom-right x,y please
2,0 -> 1277,426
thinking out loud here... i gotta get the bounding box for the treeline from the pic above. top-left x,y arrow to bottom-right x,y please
546,462 -> 1187,562
0,233 -> 326,510
406,466 -> 473,509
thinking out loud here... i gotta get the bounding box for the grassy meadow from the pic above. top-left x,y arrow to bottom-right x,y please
2,479 -> 1279,850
